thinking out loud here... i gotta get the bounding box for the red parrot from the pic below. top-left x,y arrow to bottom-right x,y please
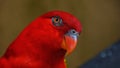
0,10 -> 82,68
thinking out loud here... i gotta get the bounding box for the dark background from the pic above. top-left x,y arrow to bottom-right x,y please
0,0 -> 120,68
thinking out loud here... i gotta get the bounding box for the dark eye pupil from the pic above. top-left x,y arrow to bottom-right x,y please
56,18 -> 58,21
72,30 -> 75,33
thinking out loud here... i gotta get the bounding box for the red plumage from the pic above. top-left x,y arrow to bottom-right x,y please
0,10 -> 82,68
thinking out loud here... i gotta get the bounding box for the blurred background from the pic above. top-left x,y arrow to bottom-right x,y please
0,0 -> 120,68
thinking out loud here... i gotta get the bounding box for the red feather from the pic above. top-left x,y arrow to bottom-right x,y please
0,10 -> 82,68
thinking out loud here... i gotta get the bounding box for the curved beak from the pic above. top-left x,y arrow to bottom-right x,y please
61,29 -> 78,55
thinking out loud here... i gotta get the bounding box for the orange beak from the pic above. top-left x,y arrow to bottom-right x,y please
61,33 -> 77,55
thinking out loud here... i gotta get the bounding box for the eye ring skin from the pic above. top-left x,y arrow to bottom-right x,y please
52,16 -> 63,26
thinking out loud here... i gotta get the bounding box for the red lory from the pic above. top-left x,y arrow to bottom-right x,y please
0,10 -> 82,68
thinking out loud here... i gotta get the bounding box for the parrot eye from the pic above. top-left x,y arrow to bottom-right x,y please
69,29 -> 79,36
52,16 -> 63,26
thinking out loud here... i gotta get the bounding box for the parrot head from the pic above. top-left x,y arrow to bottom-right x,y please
17,10 -> 82,58
38,10 -> 82,55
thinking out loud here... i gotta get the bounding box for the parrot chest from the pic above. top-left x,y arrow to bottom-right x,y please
3,56 -> 66,68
